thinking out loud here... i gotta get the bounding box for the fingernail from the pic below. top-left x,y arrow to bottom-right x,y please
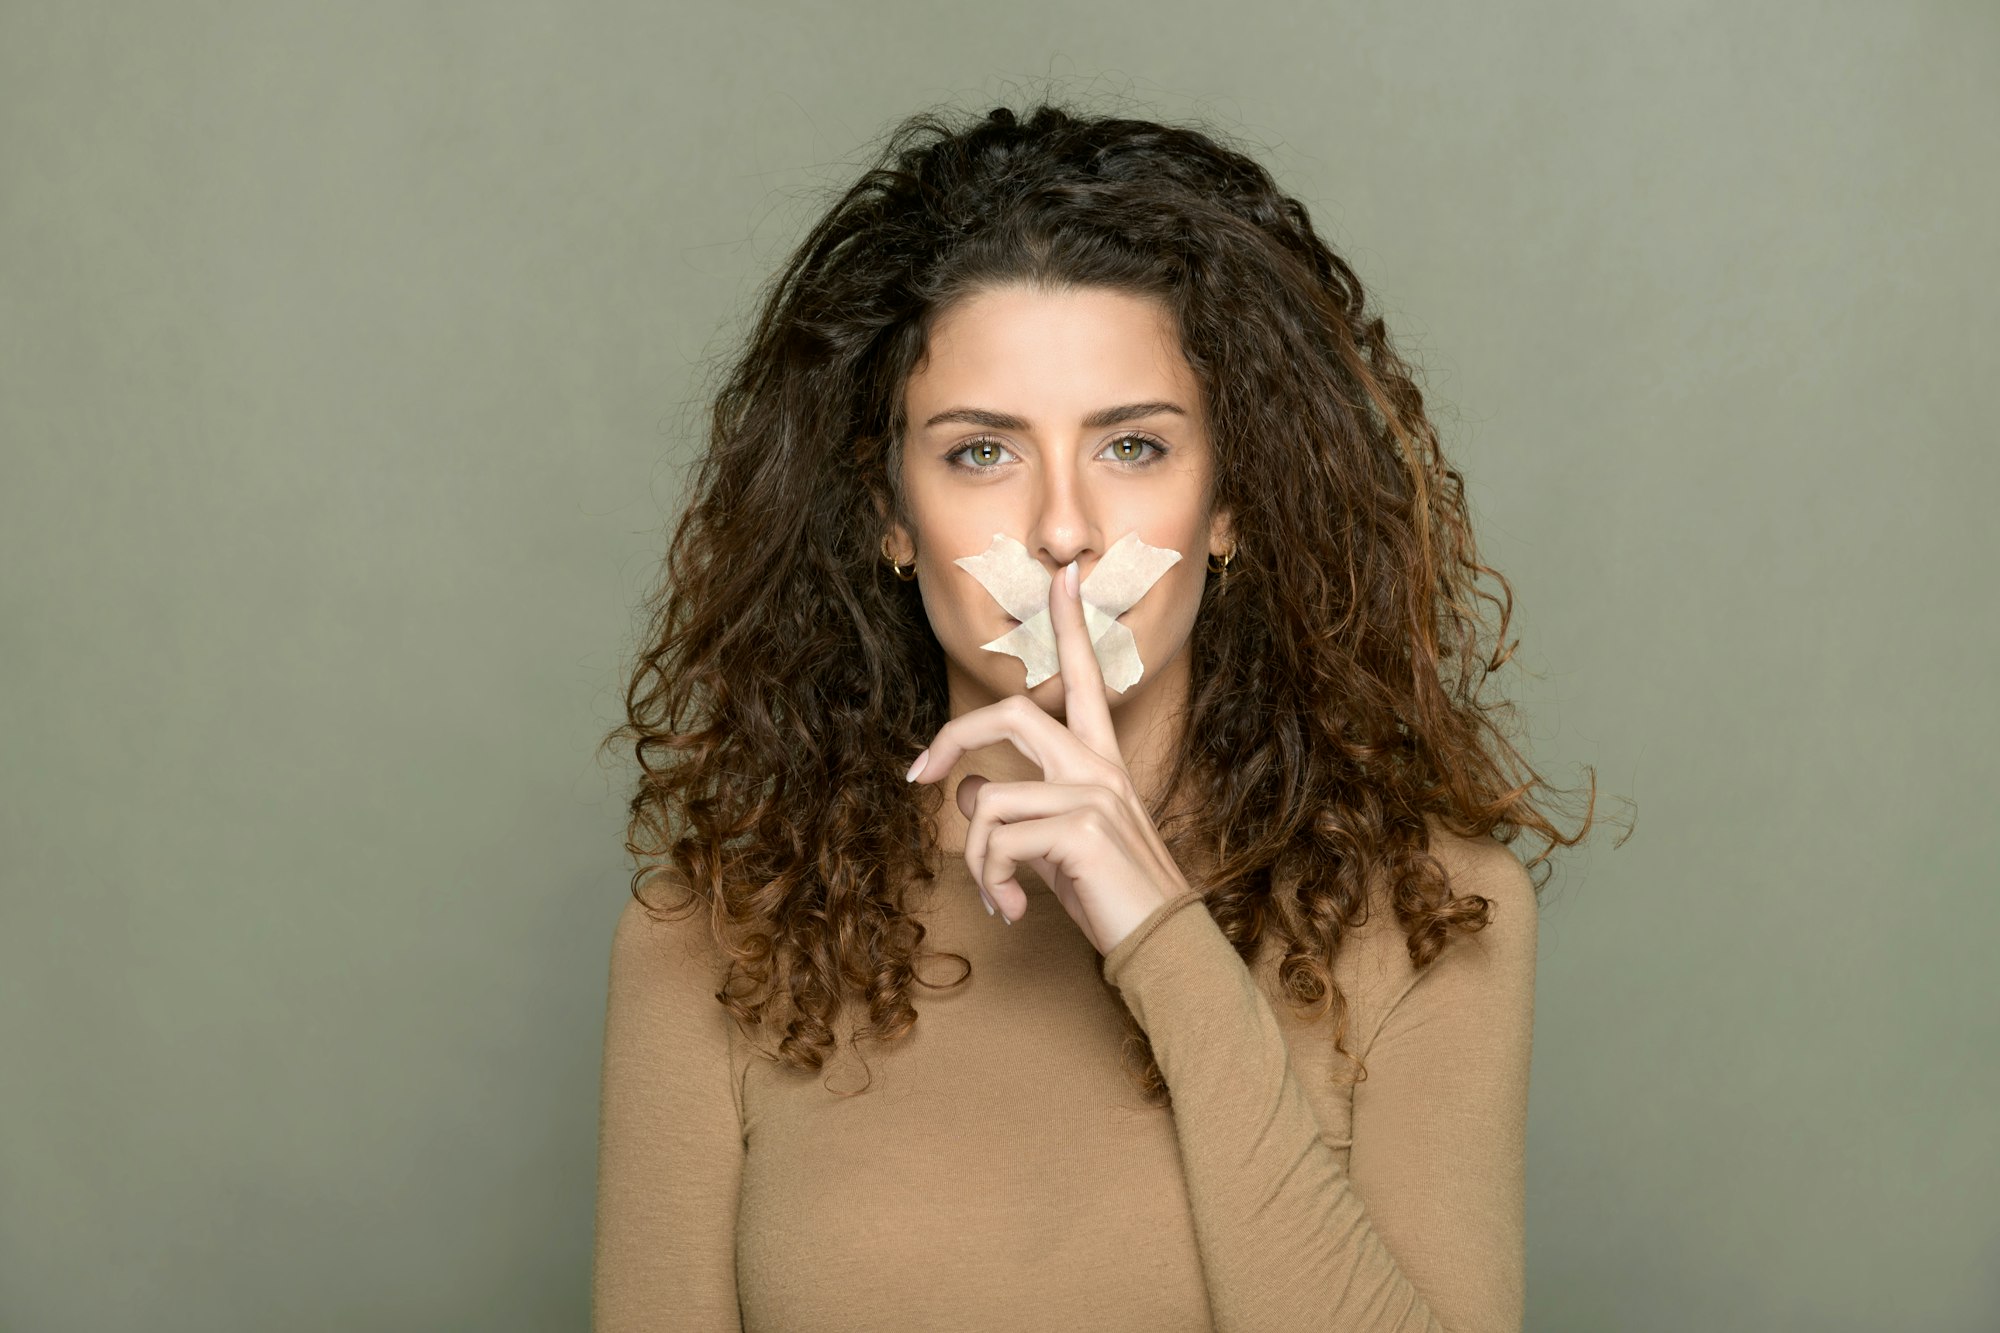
905,748 -> 929,782
1065,559 -> 1079,596
979,889 -> 996,916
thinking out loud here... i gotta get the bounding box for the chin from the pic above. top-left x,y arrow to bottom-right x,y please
1034,670 -> 1130,701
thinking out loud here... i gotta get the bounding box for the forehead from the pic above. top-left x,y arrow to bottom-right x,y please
906,285 -> 1201,419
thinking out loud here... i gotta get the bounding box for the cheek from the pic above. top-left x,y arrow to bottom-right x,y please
1138,558 -> 1208,636
915,578 -> 950,637
918,578 -> 990,651
1152,545 -> 1205,602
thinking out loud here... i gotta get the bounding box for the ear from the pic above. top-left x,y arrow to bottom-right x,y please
1208,505 -> 1235,557
872,490 -> 914,563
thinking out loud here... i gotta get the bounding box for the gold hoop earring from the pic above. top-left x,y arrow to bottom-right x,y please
1206,541 -> 1237,575
881,535 -> 917,581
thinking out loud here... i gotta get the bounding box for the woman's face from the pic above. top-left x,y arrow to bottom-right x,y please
891,282 -> 1233,720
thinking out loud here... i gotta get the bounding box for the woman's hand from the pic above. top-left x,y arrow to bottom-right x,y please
905,557 -> 1192,956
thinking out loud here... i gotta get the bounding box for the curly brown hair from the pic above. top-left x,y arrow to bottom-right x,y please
600,97 -> 1621,1106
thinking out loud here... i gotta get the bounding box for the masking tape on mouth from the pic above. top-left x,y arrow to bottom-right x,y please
951,531 -> 1182,691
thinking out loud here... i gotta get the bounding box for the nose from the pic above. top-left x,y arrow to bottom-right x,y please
1023,467 -> 1099,584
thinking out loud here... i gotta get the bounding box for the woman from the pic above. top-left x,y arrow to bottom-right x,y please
594,101 -> 1596,1333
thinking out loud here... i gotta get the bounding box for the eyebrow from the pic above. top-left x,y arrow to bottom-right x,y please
920,401 -> 1188,432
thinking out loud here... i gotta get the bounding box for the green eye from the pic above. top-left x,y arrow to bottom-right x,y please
944,433 -> 1169,470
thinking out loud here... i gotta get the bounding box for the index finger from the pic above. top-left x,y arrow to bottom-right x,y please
1050,557 -> 1120,762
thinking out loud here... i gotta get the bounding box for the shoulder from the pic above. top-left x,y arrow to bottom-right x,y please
1389,818 -> 1540,1009
607,874 -> 730,1011
598,877 -> 744,1143
1335,820 -> 1539,1038
1422,818 -> 1539,952
1346,819 -> 1538,949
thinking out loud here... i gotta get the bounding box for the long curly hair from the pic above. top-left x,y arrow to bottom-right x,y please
601,97 -> 1619,1106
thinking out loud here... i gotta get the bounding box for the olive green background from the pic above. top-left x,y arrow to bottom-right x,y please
3,3 -> 1993,1329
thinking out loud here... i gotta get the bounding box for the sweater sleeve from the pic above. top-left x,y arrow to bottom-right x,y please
593,892 -> 746,1333
1099,841 -> 1538,1333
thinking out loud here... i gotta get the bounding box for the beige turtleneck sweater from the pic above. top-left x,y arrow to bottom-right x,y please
593,829 -> 1538,1332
